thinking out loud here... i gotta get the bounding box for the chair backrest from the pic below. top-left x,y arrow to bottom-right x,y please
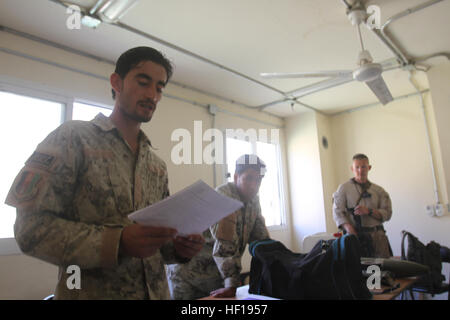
401,230 -> 445,291
302,232 -> 337,253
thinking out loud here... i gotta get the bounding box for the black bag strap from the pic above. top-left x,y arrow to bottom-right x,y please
352,178 -> 371,204
348,179 -> 371,230
401,230 -> 411,260
401,230 -> 419,260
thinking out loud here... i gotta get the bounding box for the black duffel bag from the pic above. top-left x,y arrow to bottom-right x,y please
248,234 -> 372,300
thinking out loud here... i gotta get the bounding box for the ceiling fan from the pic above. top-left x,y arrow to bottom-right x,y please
261,6 -> 395,105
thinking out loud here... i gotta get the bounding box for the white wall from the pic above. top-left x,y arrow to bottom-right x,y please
329,76 -> 450,299
286,112 -> 327,252
427,62 -> 450,205
331,91 -> 450,255
0,31 -> 291,299
284,68 -> 450,299
316,112 -> 339,234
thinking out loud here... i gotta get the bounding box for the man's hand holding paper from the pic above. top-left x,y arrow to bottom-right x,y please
119,224 -> 178,258
173,234 -> 205,260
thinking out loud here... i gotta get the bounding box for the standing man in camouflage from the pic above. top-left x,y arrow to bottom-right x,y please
332,153 -> 392,258
166,154 -> 270,299
5,47 -> 204,299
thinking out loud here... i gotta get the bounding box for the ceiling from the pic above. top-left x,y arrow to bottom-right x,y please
0,0 -> 449,118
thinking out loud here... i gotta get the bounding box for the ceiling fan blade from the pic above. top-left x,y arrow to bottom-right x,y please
260,70 -> 352,79
365,75 -> 394,105
287,73 -> 354,98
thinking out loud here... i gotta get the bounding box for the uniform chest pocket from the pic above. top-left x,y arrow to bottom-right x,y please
140,163 -> 167,207
107,161 -> 134,215
76,149 -> 133,224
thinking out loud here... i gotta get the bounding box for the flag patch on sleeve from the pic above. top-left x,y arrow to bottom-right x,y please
14,171 -> 42,201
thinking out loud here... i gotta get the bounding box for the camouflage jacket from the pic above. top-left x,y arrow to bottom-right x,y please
165,228 -> 223,299
210,182 -> 270,288
5,113 -> 180,299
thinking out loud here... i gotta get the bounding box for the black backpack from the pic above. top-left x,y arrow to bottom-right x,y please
401,230 -> 445,291
248,235 -> 372,300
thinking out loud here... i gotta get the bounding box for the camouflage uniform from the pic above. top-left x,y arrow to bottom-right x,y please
5,113 -> 181,299
166,228 -> 223,300
333,179 -> 393,258
166,182 -> 270,299
211,182 -> 270,288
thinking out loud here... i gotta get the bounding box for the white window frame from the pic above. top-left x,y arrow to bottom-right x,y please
222,131 -> 287,231
0,79 -> 112,255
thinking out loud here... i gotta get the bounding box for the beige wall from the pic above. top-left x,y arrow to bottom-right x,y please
331,90 -> 450,254
316,112 -> 339,234
0,31 -> 290,299
328,76 -> 450,299
286,112 -> 327,252
427,62 -> 450,205
283,73 -> 449,298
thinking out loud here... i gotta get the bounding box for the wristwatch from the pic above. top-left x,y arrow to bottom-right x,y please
369,208 -> 374,217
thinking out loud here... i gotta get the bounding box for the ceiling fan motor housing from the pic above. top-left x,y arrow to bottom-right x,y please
347,9 -> 367,26
353,63 -> 383,82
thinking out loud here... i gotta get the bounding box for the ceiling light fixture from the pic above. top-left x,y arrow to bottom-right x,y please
95,0 -> 140,23
81,15 -> 102,29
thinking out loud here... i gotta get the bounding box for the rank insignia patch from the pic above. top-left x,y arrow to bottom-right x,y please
26,151 -> 55,169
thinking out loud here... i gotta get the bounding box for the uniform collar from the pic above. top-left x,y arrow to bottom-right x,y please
91,113 -> 153,147
351,177 -> 371,190
92,112 -> 115,132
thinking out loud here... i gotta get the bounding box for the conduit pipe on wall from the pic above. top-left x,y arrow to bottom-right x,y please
408,71 -> 441,205
371,0 -> 447,67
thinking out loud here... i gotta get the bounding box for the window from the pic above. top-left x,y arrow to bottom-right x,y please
225,136 -> 285,227
72,102 -> 112,120
0,91 -> 63,238
0,92 -> 113,241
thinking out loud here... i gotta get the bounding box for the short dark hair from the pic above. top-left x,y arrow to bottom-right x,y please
235,154 -> 266,176
352,153 -> 369,162
111,46 -> 173,100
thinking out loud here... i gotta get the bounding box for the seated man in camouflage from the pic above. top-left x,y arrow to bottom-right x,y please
167,154 -> 269,299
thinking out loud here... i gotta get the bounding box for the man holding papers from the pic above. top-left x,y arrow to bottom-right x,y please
5,47 -> 204,299
167,154 -> 270,299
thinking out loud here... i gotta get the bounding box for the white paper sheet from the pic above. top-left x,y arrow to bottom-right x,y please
128,180 -> 243,236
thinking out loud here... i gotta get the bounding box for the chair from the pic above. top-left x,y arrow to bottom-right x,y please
302,232 -> 337,253
404,239 -> 450,300
410,246 -> 450,299
409,281 -> 449,299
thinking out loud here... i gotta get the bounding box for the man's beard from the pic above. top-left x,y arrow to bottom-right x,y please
119,100 -> 154,123
124,110 -> 152,123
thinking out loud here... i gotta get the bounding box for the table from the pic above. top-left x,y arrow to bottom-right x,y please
371,277 -> 418,300
201,278 -> 418,300
199,285 -> 278,300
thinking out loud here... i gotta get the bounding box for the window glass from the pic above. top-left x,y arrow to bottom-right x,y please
225,136 -> 284,227
257,141 -> 283,226
225,137 -> 252,180
72,102 -> 112,120
0,92 -> 63,238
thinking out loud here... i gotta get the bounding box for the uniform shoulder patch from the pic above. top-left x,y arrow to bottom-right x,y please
12,170 -> 42,202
